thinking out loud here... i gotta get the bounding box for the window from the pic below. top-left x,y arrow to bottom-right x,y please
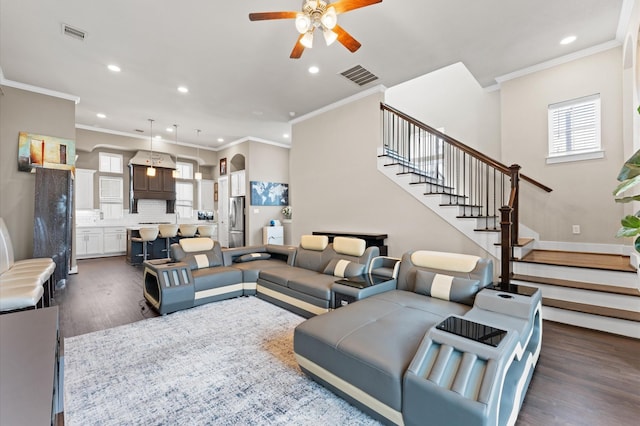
99,176 -> 123,219
176,181 -> 193,219
175,161 -> 193,180
547,94 -> 603,164
99,152 -> 123,173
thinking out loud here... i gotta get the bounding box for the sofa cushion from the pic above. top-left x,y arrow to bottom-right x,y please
414,270 -> 481,306
300,235 -> 329,251
410,250 -> 480,273
184,252 -> 223,270
287,273 -> 336,300
323,258 -> 365,278
234,252 -> 271,263
179,237 -> 214,252
294,290 -> 471,413
191,267 -> 243,292
333,237 -> 366,257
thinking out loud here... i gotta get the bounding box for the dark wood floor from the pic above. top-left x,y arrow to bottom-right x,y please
56,257 -> 640,425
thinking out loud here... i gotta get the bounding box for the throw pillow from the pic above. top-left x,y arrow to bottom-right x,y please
234,252 -> 271,263
414,270 -> 481,306
323,258 -> 365,278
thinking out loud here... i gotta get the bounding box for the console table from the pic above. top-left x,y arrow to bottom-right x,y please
312,231 -> 388,256
0,306 -> 60,425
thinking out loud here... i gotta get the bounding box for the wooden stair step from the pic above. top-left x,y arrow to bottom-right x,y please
494,237 -> 535,247
513,274 -> 640,297
518,250 -> 636,273
542,298 -> 640,322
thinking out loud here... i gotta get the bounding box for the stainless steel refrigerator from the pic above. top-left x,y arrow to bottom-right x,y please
229,196 -> 245,248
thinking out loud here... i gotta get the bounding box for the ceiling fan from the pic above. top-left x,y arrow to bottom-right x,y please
249,0 -> 382,59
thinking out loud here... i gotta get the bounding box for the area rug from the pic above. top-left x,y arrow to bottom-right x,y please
64,296 -> 381,425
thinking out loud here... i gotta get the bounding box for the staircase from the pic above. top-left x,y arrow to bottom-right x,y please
513,250 -> 639,338
378,102 -> 639,338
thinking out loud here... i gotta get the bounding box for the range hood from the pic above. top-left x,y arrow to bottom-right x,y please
129,150 -> 176,169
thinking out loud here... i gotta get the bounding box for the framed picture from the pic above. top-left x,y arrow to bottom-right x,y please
17,131 -> 76,173
250,181 -> 289,206
214,182 -> 218,201
220,158 -> 227,176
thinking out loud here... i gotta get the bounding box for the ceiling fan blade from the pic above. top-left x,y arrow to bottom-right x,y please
290,34 -> 305,59
333,25 -> 361,52
329,0 -> 382,14
249,11 -> 298,21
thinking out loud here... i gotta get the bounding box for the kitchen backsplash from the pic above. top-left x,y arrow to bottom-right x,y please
76,200 -> 197,227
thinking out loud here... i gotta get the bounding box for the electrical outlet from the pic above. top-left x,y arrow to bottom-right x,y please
572,225 -> 581,234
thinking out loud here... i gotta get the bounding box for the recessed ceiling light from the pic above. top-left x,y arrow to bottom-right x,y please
560,35 -> 576,45
283,134 -> 289,138
308,66 -> 319,74
107,64 -> 121,72
217,138 -> 224,142
166,127 -> 173,132
178,86 -> 189,93
154,135 -> 162,140
96,113 -> 106,119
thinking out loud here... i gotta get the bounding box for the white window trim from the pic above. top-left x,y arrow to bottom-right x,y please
98,152 -> 123,174
547,94 -> 603,164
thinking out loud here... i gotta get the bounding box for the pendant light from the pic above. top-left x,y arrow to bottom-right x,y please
172,124 -> 180,178
194,129 -> 202,180
146,119 -> 156,177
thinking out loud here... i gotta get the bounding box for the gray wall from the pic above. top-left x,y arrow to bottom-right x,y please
290,91 -> 490,260
0,86 -> 76,260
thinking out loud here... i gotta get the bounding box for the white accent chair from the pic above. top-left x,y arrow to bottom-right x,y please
0,218 -> 54,312
179,224 -> 198,238
197,225 -> 215,238
131,227 -> 159,262
158,224 -> 179,259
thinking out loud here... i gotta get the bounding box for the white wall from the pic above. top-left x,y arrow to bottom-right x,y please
385,62 -> 501,159
290,91 -> 491,260
501,47 -> 625,244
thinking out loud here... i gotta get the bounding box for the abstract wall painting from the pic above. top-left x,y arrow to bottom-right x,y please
17,132 -> 76,173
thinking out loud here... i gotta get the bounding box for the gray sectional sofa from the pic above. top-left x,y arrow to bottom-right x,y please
293,250 -> 542,426
256,234 -> 379,317
143,235 -> 379,316
143,238 -> 541,426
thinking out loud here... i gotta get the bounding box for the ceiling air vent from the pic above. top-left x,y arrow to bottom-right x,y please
340,65 -> 378,86
62,24 -> 87,41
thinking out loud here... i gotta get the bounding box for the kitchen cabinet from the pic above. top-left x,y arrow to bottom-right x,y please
230,170 -> 245,197
75,169 -> 95,209
103,227 -> 127,254
130,165 -> 176,213
76,227 -> 103,258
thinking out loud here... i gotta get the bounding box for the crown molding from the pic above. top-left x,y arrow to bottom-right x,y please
289,84 -> 387,125
495,40 -> 622,85
0,69 -> 80,104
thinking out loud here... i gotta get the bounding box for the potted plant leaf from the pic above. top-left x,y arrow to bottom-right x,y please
613,105 -> 640,256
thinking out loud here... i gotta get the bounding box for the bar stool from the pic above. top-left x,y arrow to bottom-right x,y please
158,224 -> 179,259
178,224 -> 198,238
132,227 -> 159,262
197,225 -> 215,238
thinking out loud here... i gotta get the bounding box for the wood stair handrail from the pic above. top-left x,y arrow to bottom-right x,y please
380,102 -> 552,193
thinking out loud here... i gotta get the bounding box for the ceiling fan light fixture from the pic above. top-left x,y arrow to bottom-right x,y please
301,31 -> 314,48
323,27 -> 337,46
321,6 -> 337,29
295,13 -> 311,34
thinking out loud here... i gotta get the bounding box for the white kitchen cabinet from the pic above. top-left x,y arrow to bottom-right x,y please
230,170 -> 245,197
103,227 -> 127,254
75,169 -> 96,210
76,227 -> 103,258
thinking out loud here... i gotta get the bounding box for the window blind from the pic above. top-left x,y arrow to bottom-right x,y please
548,94 -> 600,156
